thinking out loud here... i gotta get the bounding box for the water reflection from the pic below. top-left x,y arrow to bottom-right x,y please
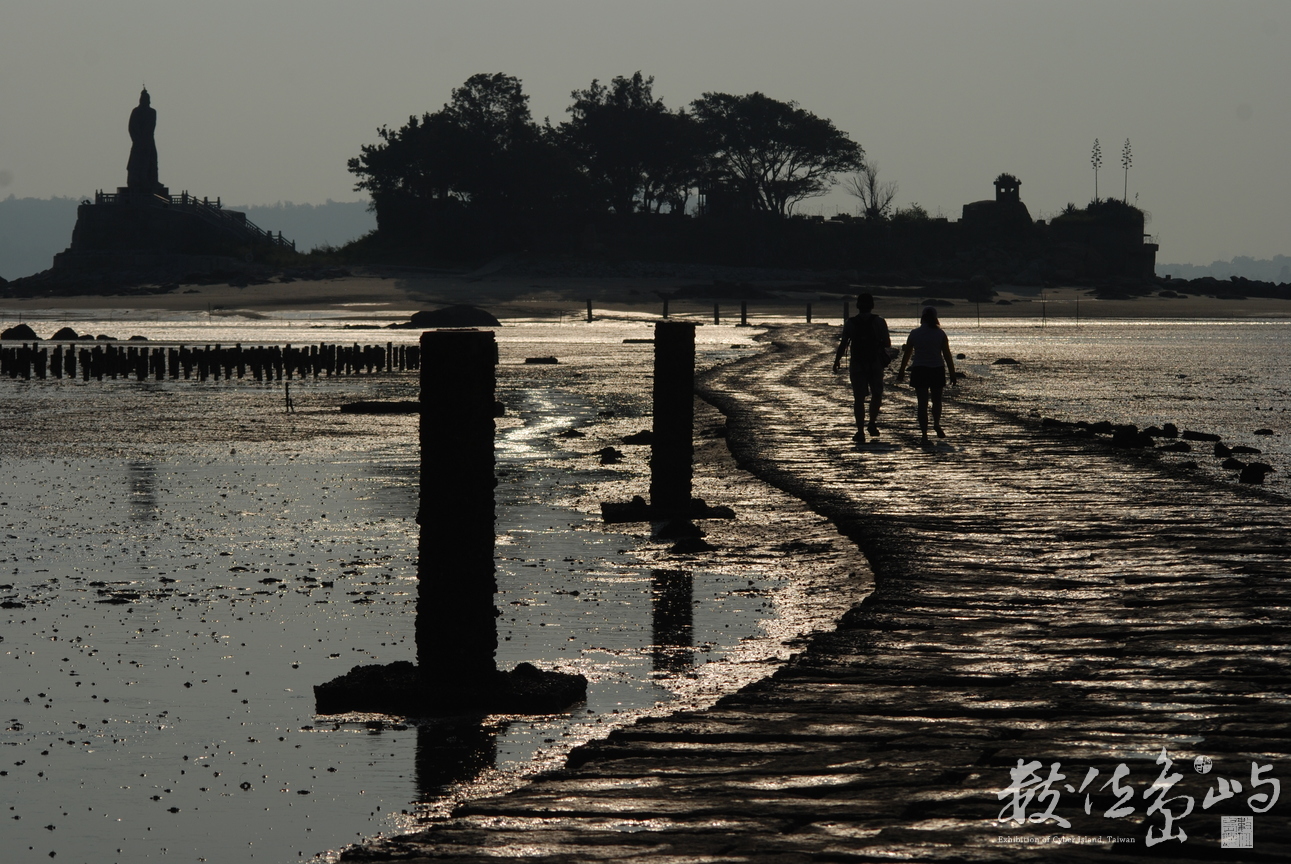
651,569 -> 694,674
127,459 -> 159,521
414,719 -> 503,799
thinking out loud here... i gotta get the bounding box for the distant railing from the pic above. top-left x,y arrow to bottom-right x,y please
92,189 -> 295,250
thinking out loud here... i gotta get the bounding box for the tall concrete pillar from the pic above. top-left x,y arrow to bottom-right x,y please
417,329 -> 498,687
650,321 -> 695,515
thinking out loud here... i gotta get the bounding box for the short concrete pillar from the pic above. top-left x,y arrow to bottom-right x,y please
662,299 -> 669,319
586,300 -> 593,322
713,303 -> 720,325
417,329 -> 498,687
806,303 -> 812,324
650,321 -> 695,515
739,301 -> 748,327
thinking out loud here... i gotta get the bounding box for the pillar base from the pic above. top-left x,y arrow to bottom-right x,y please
600,495 -> 735,524
314,661 -> 587,716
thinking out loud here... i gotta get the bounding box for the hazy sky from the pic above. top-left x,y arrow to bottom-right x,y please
1,1 -> 1286,265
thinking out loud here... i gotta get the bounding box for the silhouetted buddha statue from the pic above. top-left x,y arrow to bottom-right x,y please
127,89 -> 160,193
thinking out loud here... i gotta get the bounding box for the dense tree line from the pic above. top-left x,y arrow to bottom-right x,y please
347,72 -> 863,258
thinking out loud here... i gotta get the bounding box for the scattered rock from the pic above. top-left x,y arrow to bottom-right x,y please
557,428 -> 585,438
50,326 -> 80,341
339,400 -> 419,414
622,430 -> 654,445
1182,429 -> 1222,442
1239,463 -> 1275,484
1230,445 -> 1262,455
669,537 -> 714,554
992,357 -> 1020,365
1214,442 -> 1233,457
1157,441 -> 1192,453
1221,458 -> 1247,470
405,306 -> 502,328
1,323 -> 40,341
524,357 -> 559,365
1161,423 -> 1179,438
1254,428 -> 1274,436
596,447 -> 625,465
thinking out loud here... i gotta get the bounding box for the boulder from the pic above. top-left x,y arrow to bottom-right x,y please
1161,423 -> 1179,438
992,357 -> 1020,365
1230,445 -> 1262,455
50,326 -> 80,341
1182,429 -> 1222,442
1,323 -> 40,341
1239,463 -> 1274,484
1221,458 -> 1247,470
407,305 -> 501,328
1254,428 -> 1274,436
1214,442 -> 1233,457
1158,441 -> 1193,453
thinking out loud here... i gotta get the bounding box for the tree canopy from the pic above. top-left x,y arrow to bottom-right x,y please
347,72 -> 865,255
691,91 -> 863,216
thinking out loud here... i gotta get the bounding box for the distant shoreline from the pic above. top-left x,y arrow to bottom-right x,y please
0,273 -> 1288,323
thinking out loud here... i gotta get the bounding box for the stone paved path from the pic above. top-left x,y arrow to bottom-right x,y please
349,326 -> 1290,862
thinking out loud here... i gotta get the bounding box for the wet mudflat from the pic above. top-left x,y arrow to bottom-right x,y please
353,324 -> 1290,861
0,320 -> 870,863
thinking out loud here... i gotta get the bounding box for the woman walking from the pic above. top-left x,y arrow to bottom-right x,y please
895,307 -> 957,444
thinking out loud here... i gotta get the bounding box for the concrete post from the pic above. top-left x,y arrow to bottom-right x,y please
650,321 -> 695,516
806,303 -> 812,324
740,301 -> 748,327
662,299 -> 669,319
713,303 -> 720,325
586,300 -> 593,322
417,329 -> 498,688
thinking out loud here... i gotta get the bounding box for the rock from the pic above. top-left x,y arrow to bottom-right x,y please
338,400 -> 419,414
955,353 -> 966,360
1111,426 -> 1152,449
524,356 -> 558,365
622,430 -> 654,445
407,305 -> 502,328
1239,463 -> 1274,484
128,334 -> 149,341
1161,423 -> 1179,438
1221,458 -> 1247,470
1,323 -> 40,341
992,357 -> 1020,365
557,428 -> 585,438
1230,445 -> 1262,455
1214,442 -> 1233,457
1158,441 -> 1192,453
1143,426 -> 1164,438
669,537 -> 714,554
50,326 -> 80,341
493,401 -> 506,418
1182,429 -> 1222,442
1254,428 -> 1274,436
1088,421 -> 1114,435
596,447 -> 625,465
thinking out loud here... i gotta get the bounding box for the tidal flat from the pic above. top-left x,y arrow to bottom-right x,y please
0,319 -> 867,863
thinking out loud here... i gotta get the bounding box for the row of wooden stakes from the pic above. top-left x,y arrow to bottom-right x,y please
0,341 -> 421,382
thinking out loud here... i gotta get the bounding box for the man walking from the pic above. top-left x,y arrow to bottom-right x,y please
833,293 -> 892,442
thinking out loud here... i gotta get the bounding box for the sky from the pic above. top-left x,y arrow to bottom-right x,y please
0,0 -> 1287,266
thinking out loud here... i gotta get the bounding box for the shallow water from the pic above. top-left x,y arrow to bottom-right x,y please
0,318 -> 808,864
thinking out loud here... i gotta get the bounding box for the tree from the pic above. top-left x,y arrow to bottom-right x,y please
1121,138 -> 1132,203
690,92 -> 863,216
347,73 -> 569,251
1090,138 -> 1103,202
560,72 -> 703,216
845,162 -> 897,221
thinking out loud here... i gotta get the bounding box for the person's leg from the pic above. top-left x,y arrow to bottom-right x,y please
915,385 -> 930,441
867,368 -> 883,435
931,385 -> 945,437
849,365 -> 868,439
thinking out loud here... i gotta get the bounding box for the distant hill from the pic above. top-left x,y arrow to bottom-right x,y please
1157,255 -> 1291,283
0,196 -> 375,280
229,200 -> 375,253
0,196 -> 80,280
